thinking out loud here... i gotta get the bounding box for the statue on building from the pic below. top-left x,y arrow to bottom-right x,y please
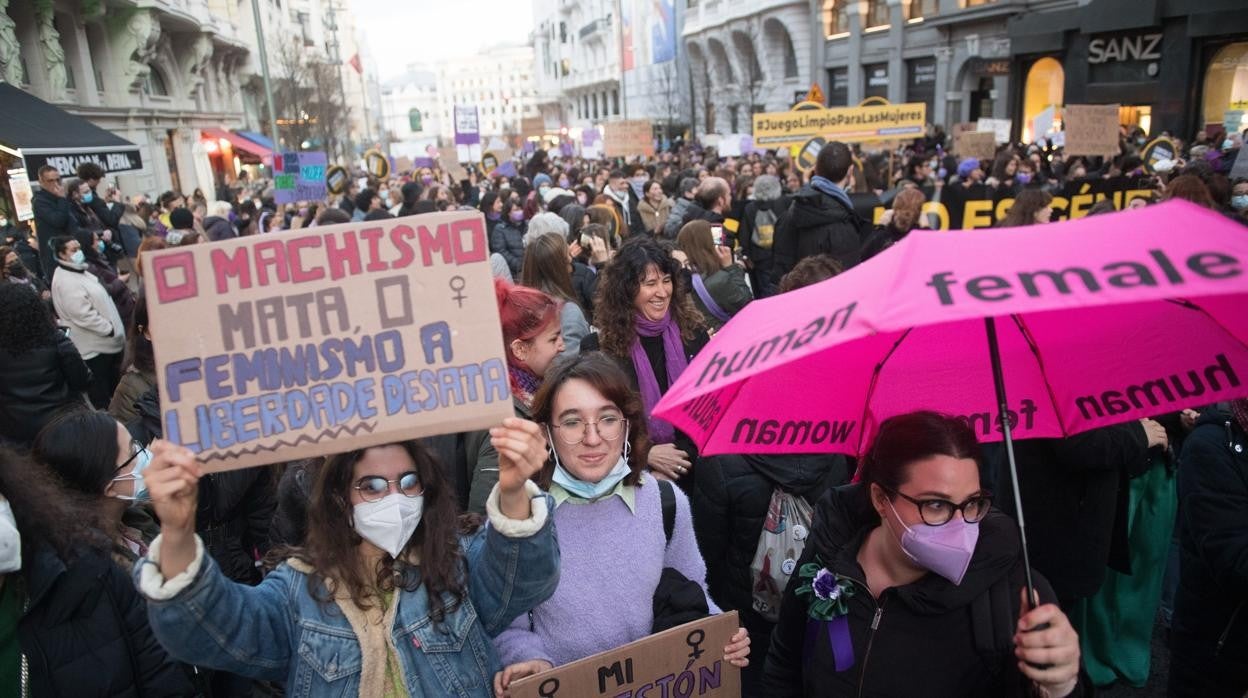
179,34 -> 213,97
36,6 -> 66,99
119,9 -> 161,90
0,0 -> 23,85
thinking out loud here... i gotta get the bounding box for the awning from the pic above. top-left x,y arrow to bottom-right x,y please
235,130 -> 276,151
202,127 -> 274,162
0,83 -> 143,177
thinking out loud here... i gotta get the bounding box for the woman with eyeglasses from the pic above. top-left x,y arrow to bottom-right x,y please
491,353 -> 749,697
137,421 -> 559,697
32,408 -> 157,566
762,411 -> 1082,698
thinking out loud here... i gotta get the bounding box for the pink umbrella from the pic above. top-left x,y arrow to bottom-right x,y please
654,199 -> 1248,597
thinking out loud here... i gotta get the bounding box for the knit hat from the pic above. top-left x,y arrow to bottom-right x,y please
169,206 -> 195,230
523,212 -> 570,247
753,175 -> 782,202
957,158 -> 981,179
533,173 -> 553,190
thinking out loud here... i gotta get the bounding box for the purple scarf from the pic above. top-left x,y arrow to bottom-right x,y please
508,364 -> 542,411
630,312 -> 688,444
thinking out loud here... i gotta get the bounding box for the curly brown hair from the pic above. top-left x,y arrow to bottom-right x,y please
281,440 -> 466,623
592,236 -> 705,358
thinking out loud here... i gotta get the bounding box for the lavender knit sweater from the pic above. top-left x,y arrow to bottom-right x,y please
493,473 -> 720,667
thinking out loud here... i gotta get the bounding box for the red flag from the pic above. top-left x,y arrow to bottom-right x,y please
348,53 -> 363,75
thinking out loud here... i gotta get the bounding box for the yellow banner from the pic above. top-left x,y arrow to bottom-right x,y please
752,103 -> 927,148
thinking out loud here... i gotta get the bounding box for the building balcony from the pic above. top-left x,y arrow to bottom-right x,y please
579,17 -> 610,41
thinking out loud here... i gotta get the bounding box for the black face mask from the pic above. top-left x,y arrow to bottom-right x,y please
7,261 -> 27,278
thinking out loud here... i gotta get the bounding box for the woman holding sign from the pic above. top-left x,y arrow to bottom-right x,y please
761,412 -> 1082,697
136,423 -> 560,697
492,353 -> 749,697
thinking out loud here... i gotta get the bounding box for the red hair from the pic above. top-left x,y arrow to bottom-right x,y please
494,278 -> 561,366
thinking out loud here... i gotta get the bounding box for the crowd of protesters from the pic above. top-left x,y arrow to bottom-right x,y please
0,119 -> 1243,697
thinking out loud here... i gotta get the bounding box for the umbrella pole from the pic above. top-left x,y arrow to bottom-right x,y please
984,316 -> 1040,606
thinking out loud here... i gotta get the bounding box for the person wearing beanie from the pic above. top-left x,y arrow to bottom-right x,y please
166,207 -> 196,245
523,212 -> 570,248
958,158 -> 984,186
737,174 -> 789,297
533,173 -> 554,192
663,177 -> 700,238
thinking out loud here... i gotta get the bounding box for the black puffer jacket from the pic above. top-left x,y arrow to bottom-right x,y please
1172,410 -> 1248,673
991,423 -> 1150,603
202,215 -> 235,242
571,261 -> 598,324
692,453 -> 848,617
761,484 -> 1065,697
0,333 -> 92,446
19,545 -> 195,696
770,185 -> 870,285
489,220 -> 526,276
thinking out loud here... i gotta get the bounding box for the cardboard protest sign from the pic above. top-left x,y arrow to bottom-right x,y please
274,152 -> 328,204
511,613 -> 741,698
753,103 -> 927,148
142,210 -> 514,472
395,156 -> 413,174
1063,104 -> 1120,157
8,169 -> 33,221
604,120 -> 655,158
976,118 -> 1012,145
954,131 -> 997,162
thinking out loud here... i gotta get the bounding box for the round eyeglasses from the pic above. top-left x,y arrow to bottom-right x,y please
354,471 -> 423,502
549,416 -> 628,446
885,487 -> 993,526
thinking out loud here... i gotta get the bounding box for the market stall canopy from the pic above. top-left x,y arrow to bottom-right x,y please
202,127 -> 274,164
0,83 -> 142,177
234,130 -> 276,151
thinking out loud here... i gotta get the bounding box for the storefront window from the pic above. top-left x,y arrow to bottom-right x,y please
1022,57 -> 1064,143
823,1 -> 849,37
1202,42 -> 1248,134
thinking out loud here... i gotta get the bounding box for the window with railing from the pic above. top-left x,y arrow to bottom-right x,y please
822,0 -> 849,37
865,0 -> 890,28
906,0 -> 940,20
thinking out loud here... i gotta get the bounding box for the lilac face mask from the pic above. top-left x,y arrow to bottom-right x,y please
885,498 -> 979,585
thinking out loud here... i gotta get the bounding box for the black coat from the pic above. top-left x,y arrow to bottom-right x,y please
0,333 -> 92,446
570,261 -> 598,323
691,453 -> 847,658
19,546 -> 194,696
770,186 -> 870,285
32,188 -> 81,280
990,423 -> 1150,602
581,329 -> 709,492
489,220 -> 526,276
761,484 -> 1064,698
1172,410 -> 1248,663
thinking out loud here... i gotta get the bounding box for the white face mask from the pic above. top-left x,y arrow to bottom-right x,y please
0,496 -> 20,574
352,493 -> 423,558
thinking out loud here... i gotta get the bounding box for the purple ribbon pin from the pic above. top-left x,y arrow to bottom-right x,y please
804,617 -> 855,671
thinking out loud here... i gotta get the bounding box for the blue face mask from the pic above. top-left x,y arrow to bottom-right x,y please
70,249 -> 85,265
97,240 -> 106,254
1232,194 -> 1248,211
82,192 -> 94,204
547,425 -> 632,501
112,446 -> 153,502
1223,139 -> 1234,150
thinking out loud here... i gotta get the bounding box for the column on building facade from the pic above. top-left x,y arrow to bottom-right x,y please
845,0 -> 864,105
934,45 -> 953,128
887,0 -> 905,104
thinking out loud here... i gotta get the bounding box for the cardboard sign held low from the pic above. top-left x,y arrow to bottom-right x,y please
511,612 -> 741,698
142,210 -> 514,472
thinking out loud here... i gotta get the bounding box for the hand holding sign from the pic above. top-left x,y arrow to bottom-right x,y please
495,659 -> 554,698
144,440 -> 205,579
490,417 -> 548,519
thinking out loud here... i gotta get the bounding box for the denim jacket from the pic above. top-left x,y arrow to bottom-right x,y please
137,483 -> 559,697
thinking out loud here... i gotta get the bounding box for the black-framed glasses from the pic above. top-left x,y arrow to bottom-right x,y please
354,472 -> 423,502
549,416 -> 627,445
116,440 -> 143,473
885,487 -> 993,526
